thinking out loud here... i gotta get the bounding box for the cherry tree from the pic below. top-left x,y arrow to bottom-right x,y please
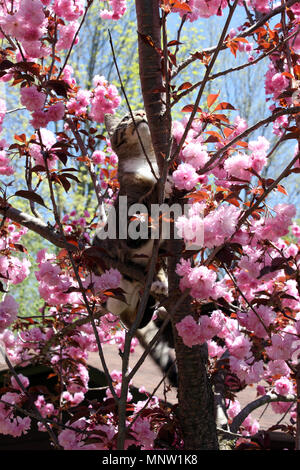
0,0 -> 300,451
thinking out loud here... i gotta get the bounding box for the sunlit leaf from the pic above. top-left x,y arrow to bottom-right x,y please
214,102 -> 236,111
207,92 -> 220,108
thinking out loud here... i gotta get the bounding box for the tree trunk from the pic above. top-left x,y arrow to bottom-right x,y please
135,0 -> 170,174
135,1 -> 218,448
168,228 -> 218,450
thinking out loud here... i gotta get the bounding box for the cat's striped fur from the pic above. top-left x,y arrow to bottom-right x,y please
93,110 -> 177,386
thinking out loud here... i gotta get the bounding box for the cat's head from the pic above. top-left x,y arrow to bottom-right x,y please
104,110 -> 153,159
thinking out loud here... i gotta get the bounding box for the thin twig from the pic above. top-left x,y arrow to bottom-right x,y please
66,117 -> 104,207
107,29 -> 159,181
172,0 -> 299,78
231,392 -> 295,433
173,28 -> 299,105
38,130 -> 119,403
170,0 -> 239,165
0,345 -> 60,448
57,0 -> 94,79
198,107 -> 300,176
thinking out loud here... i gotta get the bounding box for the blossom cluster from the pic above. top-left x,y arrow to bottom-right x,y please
100,0 -> 127,20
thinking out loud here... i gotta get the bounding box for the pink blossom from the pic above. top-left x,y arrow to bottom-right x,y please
0,295 -> 18,331
34,395 -> 55,418
268,360 -> 290,377
58,418 -> 89,450
172,162 -> 199,191
175,214 -> 204,248
67,89 -> 91,116
242,415 -> 259,436
100,0 -> 127,20
175,258 -> 192,277
47,102 -> 65,122
232,115 -> 248,138
255,204 -> 296,242
178,265 -> 218,300
30,128 -> 57,169
89,76 -> 121,123
130,417 -> 156,450
271,401 -> 292,414
18,0 -> 45,26
207,340 -> 226,358
226,333 -> 252,359
112,330 -> 139,353
172,120 -> 185,144
0,0 -> 47,59
105,370 -> 133,401
266,333 -> 295,361
257,385 -> 266,396
274,377 -> 294,396
229,356 -> 250,382
175,315 -> 202,348
248,0 -> 270,13
273,114 -> 289,136
249,135 -> 270,154
11,374 -> 29,391
224,152 -> 251,181
57,21 -> 79,51
226,399 -> 241,419
0,98 -> 6,120
291,2 -> 300,18
0,392 -> 31,437
30,109 -> 50,129
0,98 -> 6,133
92,150 -> 106,165
203,204 -> 240,248
22,40 -> 50,60
61,65 -> 76,86
291,223 -> 300,240
265,65 -> 289,99
248,136 -> 269,173
65,363 -> 89,394
245,360 -> 265,385
53,0 -> 85,21
0,151 -> 14,175
0,256 -> 31,285
198,310 -> 226,342
35,250 -> 82,306
20,86 -> 46,112
175,0 -> 228,20
237,305 -> 276,339
92,268 -> 121,292
182,142 -> 209,170
61,391 -> 85,406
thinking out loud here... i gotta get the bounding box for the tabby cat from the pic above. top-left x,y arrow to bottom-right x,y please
93,110 -> 177,386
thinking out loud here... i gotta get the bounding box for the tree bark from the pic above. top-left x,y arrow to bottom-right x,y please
135,1 -> 218,448
167,225 -> 218,450
135,0 -> 170,174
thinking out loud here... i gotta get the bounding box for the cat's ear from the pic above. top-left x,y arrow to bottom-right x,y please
104,114 -> 120,138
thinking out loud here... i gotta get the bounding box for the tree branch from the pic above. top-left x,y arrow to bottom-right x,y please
199,106 -> 300,175
172,0 -> 299,78
0,204 -> 74,250
231,393 -> 295,433
172,28 -> 299,105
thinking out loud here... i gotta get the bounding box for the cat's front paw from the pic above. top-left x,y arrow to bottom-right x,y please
164,175 -> 174,199
151,280 -> 168,296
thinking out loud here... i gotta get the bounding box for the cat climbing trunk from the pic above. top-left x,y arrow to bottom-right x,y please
135,0 -> 219,450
